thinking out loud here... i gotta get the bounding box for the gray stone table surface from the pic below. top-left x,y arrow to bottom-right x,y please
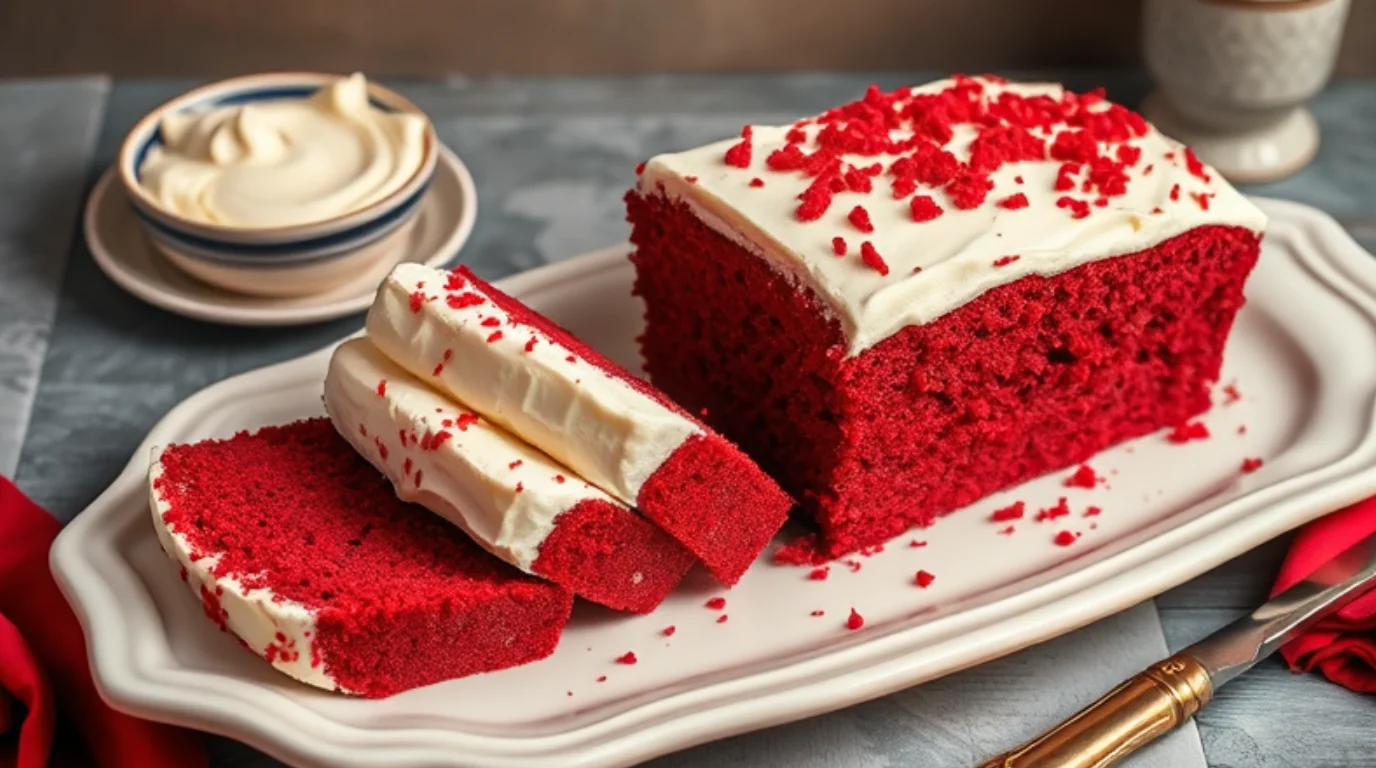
2,71 -> 1375,767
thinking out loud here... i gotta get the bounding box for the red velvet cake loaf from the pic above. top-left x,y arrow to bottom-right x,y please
626,76 -> 1267,558
366,263 -> 793,585
149,419 -> 572,698
324,338 -> 695,613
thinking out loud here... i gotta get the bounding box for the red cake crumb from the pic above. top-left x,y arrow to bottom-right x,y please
1084,506 -> 1102,517
1241,457 -> 1264,474
750,177 -> 765,187
376,379 -> 387,397
914,570 -> 936,588
811,610 -> 825,617
1167,421 -> 1210,443
455,413 -> 480,431
909,540 -> 928,548
663,625 -> 676,637
447,293 -> 484,310
554,474 -> 566,484
723,126 -> 753,168
409,291 -> 427,313
848,206 -> 875,233
685,176 -> 698,184
481,317 -> 501,328
1063,464 -> 1099,489
705,596 -> 726,610
1036,498 -> 1071,522
1169,183 -> 1181,201
832,237 -> 848,256
154,420 -> 571,698
509,460 -> 523,470
1056,196 -> 1090,219
596,675 -> 607,683
1238,425 -> 1247,435
1193,192 -> 1213,211
1222,383 -> 1241,404
808,567 -> 830,581
909,195 -> 943,222
616,651 -> 638,665
716,614 -> 729,624
998,525 -> 1015,536
486,330 -> 504,344
846,608 -> 864,630
990,501 -> 1025,522
992,255 -> 1020,268
845,559 -> 862,572
1053,531 -> 1078,547
998,193 -> 1029,210
635,161 -> 646,175
1184,147 -> 1211,183
773,533 -> 828,565
859,241 -> 889,275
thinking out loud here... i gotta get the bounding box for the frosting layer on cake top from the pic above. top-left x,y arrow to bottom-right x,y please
639,76 -> 1268,356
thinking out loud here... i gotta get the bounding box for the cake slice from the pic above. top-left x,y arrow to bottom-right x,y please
365,263 -> 793,585
324,338 -> 695,612
149,418 -> 572,698
627,75 -> 1268,558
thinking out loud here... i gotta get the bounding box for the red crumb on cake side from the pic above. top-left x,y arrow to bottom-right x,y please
154,419 -> 571,698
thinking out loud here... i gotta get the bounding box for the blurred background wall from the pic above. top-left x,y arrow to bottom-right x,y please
3,0 -> 1373,77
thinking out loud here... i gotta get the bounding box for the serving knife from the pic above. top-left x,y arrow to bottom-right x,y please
977,528 -> 1376,767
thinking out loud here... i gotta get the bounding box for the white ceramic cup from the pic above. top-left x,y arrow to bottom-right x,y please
1142,0 -> 1350,182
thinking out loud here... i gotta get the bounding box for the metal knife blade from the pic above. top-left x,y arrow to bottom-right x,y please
1185,526 -> 1376,688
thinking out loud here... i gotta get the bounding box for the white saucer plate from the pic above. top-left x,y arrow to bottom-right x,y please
52,198 -> 1376,768
84,144 -> 477,326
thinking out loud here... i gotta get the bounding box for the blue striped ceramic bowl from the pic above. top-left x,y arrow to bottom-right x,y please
117,72 -> 438,297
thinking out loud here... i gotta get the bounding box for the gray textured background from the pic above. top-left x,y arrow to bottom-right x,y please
3,72 -> 1374,767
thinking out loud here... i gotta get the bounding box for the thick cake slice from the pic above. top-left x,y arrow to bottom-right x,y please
366,263 -> 793,585
627,75 -> 1268,558
324,338 -> 694,612
149,419 -> 572,698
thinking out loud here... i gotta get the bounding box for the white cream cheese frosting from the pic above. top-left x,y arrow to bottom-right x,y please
365,263 -> 700,505
149,454 -> 339,693
138,73 -> 428,228
638,76 -> 1268,357
324,337 -> 624,571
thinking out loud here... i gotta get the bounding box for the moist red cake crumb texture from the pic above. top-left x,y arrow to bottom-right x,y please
154,419 -> 572,698
528,497 -> 695,614
627,197 -> 1258,559
454,267 -> 793,585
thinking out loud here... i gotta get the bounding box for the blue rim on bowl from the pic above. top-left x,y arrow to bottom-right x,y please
116,72 -> 439,247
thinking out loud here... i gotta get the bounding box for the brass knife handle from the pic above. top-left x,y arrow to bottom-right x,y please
975,654 -> 1213,768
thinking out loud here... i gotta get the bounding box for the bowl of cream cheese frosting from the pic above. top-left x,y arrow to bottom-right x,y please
117,72 -> 439,298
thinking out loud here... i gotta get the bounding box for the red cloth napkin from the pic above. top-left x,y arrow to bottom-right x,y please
0,476 -> 205,768
1271,496 -> 1376,693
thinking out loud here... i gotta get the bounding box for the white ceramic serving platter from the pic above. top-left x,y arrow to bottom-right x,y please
84,144 -> 477,327
53,198 -> 1376,768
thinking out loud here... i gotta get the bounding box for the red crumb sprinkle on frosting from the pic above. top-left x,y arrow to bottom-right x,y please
1063,464 -> 1099,489
832,236 -> 848,256
914,570 -> 936,588
723,126 -> 753,168
615,651 -> 638,665
1167,421 -> 1210,443
1084,506 -> 1103,517
859,241 -> 889,275
808,566 -> 830,581
1053,531 -> 1078,547
997,193 -> 1029,210
992,255 -> 1020,268
663,625 -> 676,637
811,610 -> 826,617
705,596 -> 727,610
909,195 -> 943,222
1223,383 -> 1242,404
910,539 -> 928,548
1241,457 -> 1264,474
716,615 -> 729,624
848,205 -> 875,233
990,501 -> 1025,522
375,379 -> 387,397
